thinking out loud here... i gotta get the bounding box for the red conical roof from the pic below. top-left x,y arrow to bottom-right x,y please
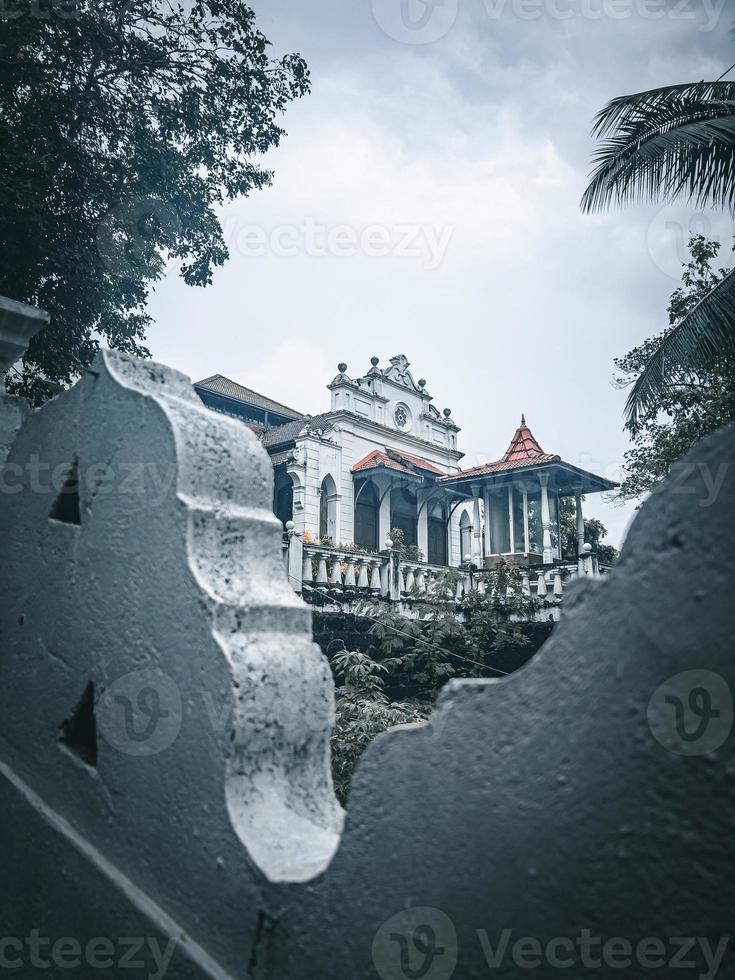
501,415 -> 546,464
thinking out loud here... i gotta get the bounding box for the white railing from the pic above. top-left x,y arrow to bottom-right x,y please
282,528 -> 607,610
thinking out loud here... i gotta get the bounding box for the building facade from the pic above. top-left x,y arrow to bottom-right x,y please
195,354 -> 615,572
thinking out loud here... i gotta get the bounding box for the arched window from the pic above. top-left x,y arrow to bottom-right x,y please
354,480 -> 379,551
274,475 -> 293,528
459,509 -> 472,564
319,474 -> 338,542
391,487 -> 418,547
428,500 -> 448,566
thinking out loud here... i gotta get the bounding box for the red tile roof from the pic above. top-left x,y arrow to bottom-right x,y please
502,417 -> 547,463
392,451 -> 445,475
353,450 -> 413,475
439,417 -> 560,481
352,449 -> 445,477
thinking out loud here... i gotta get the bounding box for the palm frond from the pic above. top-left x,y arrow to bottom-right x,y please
626,269 -> 735,424
591,81 -> 735,138
582,84 -> 735,213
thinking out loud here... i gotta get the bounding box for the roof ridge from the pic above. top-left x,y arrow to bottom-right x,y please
195,374 -> 304,419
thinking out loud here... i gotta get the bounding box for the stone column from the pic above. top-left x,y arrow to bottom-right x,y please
417,493 -> 429,562
575,492 -> 585,556
472,486 -> 482,565
539,473 -> 554,565
522,486 -> 530,555
286,523 -> 304,594
507,485 -> 515,555
483,488 -> 492,557
379,486 -> 392,549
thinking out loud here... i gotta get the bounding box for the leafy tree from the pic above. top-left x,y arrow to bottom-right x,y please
328,564 -> 556,800
558,497 -> 618,565
330,649 -> 427,805
615,235 -> 735,501
364,561 -> 535,702
329,566 -> 540,800
582,34 -> 735,422
0,0 -> 309,402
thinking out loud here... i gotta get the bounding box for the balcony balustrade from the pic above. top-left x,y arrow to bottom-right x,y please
282,530 -> 608,614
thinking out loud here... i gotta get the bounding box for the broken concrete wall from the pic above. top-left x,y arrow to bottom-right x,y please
1,320 -> 733,979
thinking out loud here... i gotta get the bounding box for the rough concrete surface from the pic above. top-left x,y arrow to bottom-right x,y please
0,351 -> 342,979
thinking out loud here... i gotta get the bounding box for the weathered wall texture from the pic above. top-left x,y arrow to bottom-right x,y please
1,342 -> 734,980
0,351 -> 342,978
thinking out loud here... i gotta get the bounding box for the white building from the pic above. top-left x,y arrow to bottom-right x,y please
196,354 -> 615,573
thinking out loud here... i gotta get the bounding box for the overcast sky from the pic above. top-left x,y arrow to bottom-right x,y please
146,0 -> 733,547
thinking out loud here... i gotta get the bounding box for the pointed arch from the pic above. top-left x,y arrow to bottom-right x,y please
319,473 -> 338,542
428,499 -> 449,566
354,479 -> 379,551
391,486 -> 418,548
459,509 -> 473,564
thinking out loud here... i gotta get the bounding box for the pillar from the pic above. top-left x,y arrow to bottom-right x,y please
417,493 -> 429,561
507,485 -> 515,555
575,492 -> 585,556
483,488 -> 492,557
539,473 -> 553,565
287,525 -> 304,593
522,486 -> 530,555
379,487 -> 392,549
472,486 -> 482,565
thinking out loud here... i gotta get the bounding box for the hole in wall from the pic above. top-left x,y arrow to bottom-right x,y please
49,460 -> 81,526
59,681 -> 98,767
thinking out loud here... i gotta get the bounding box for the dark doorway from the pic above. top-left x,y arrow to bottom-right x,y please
354,481 -> 379,551
391,487 -> 418,547
428,503 -> 448,566
274,478 -> 293,527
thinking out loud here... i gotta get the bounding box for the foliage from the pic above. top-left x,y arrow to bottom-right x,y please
388,527 -> 423,563
582,79 -> 735,215
361,560 -> 535,701
308,535 -> 376,555
0,0 -> 309,402
330,649 -> 427,805
558,497 -> 618,565
582,69 -> 735,422
329,561 -> 538,800
615,236 -> 735,501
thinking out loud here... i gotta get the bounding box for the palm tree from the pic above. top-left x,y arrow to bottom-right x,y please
582,47 -> 735,424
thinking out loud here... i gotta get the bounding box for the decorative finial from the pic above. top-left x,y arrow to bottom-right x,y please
418,378 -> 426,389
521,413 -> 526,425
338,362 -> 347,374
443,408 -> 452,418
370,356 -> 379,367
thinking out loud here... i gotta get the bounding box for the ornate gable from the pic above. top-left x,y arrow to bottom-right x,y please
381,355 -> 425,394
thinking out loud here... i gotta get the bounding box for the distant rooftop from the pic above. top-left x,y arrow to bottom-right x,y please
195,374 -> 304,421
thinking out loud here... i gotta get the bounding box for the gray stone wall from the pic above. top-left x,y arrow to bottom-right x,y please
1,337 -> 733,980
